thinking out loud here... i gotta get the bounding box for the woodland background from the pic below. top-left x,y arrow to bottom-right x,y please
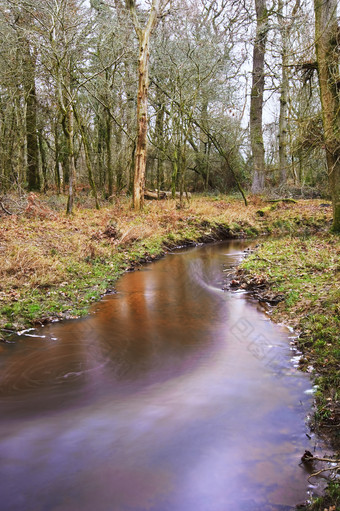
0,0 -> 338,221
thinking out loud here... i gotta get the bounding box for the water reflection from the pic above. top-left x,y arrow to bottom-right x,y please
0,241 -> 322,510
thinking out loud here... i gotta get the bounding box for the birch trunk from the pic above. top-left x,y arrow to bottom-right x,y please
134,31 -> 149,209
126,0 -> 163,210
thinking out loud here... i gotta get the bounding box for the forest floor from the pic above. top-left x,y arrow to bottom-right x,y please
0,192 -> 338,509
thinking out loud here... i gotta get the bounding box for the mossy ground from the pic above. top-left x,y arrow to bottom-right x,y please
238,235 -> 340,510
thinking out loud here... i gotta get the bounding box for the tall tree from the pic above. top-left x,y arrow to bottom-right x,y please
277,0 -> 300,186
8,6 -> 41,191
250,0 -> 269,194
313,0 -> 340,232
126,0 -> 168,210
22,38 -> 40,191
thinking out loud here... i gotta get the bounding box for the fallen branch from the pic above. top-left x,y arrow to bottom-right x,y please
0,201 -> 12,215
144,190 -> 192,200
266,198 -> 297,204
301,452 -> 340,481
308,456 -> 340,464
253,256 -> 284,267
308,464 -> 340,481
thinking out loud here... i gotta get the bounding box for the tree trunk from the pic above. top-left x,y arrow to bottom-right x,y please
96,114 -> 105,192
126,0 -> 162,210
54,122 -> 61,194
155,94 -> 165,195
61,137 -> 70,191
250,0 -> 268,194
278,0 -> 289,186
38,131 -> 48,193
198,99 -> 209,190
74,107 -> 100,210
133,31 -> 150,209
278,0 -> 300,186
314,0 -> 340,232
105,108 -> 114,198
62,107 -> 76,215
115,124 -> 124,193
171,145 -> 178,199
179,143 -> 187,208
24,45 -> 40,191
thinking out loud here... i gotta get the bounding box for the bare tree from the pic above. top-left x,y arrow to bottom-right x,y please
125,0 -> 169,209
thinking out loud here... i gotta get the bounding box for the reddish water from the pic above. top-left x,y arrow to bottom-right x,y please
0,241 -> 321,510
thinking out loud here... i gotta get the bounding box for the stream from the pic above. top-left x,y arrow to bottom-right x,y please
0,240 -> 324,510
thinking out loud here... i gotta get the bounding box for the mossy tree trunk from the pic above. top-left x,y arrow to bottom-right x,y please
73,106 -> 100,210
63,106 -> 76,215
199,99 -> 209,191
250,0 -> 268,194
277,0 -> 300,187
105,108 -> 114,198
155,92 -> 165,195
38,130 -> 48,193
277,0 -> 289,186
96,114 -> 105,192
54,122 -> 61,194
23,43 -> 40,191
314,0 -> 340,232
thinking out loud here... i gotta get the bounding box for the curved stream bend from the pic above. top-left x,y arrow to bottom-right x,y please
0,240 -> 322,511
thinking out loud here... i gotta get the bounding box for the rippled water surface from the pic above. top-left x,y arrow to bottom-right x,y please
0,241 -> 320,510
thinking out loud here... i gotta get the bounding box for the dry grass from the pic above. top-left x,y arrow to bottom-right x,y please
0,194 -> 333,331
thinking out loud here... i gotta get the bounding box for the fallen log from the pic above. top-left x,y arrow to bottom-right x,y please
144,190 -> 192,200
266,198 -> 297,204
162,190 -> 192,199
144,190 -> 167,200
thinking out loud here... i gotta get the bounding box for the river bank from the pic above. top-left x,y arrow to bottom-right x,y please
226,236 -> 339,510
0,193 -> 332,334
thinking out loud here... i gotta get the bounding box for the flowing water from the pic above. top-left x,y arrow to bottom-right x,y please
0,241 -> 323,510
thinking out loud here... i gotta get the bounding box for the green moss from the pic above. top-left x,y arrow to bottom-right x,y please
305,482 -> 340,510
